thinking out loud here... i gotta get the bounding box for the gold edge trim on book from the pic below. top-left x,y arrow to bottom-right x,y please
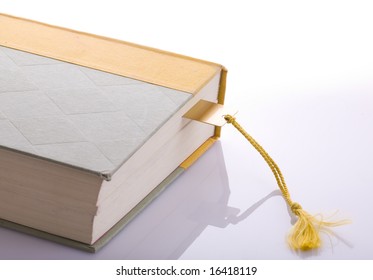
0,13 -> 222,94
0,13 -> 223,68
182,66 -> 227,165
179,137 -> 218,169
214,66 -> 228,138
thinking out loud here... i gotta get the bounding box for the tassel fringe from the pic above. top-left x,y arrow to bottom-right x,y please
224,114 -> 348,251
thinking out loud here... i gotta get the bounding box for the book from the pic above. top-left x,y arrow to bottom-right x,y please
0,14 -> 227,252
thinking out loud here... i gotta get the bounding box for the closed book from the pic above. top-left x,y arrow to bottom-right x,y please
0,14 -> 227,252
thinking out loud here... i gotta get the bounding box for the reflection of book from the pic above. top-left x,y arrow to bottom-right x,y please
0,14 -> 227,252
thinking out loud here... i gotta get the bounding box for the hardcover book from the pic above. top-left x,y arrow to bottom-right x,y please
0,14 -> 227,252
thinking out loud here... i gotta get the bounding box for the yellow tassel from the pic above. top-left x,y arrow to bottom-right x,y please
288,203 -> 349,250
288,203 -> 321,250
224,114 -> 348,251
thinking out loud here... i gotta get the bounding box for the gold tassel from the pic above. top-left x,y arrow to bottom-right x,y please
224,114 -> 348,250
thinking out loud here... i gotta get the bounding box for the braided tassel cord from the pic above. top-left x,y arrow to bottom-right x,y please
224,114 -> 348,250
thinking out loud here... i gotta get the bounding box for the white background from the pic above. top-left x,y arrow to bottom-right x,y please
1,0 -> 373,260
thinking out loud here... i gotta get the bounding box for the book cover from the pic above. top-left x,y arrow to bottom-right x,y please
0,13 -> 227,252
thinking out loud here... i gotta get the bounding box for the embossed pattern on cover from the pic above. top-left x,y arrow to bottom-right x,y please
0,46 -> 192,174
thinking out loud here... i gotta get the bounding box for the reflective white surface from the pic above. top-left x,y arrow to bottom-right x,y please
0,0 -> 372,259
